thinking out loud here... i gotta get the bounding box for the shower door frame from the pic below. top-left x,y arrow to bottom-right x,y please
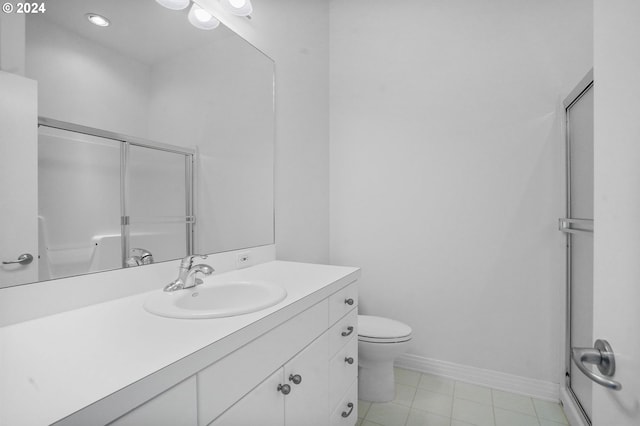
38,117 -> 196,268
561,69 -> 594,426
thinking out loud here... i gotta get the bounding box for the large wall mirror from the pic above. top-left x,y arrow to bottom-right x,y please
0,0 -> 274,288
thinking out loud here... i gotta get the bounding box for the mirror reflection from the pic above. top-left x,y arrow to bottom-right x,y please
37,126 -> 123,280
0,0 -> 275,288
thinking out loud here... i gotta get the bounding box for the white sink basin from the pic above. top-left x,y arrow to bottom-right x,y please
144,280 -> 287,319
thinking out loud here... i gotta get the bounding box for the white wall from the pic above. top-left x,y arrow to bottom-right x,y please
0,13 -> 25,74
329,0 -> 592,383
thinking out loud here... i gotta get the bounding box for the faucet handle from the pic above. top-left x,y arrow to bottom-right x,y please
180,254 -> 208,269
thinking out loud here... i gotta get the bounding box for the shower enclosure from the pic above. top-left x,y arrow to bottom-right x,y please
38,118 -> 195,280
559,70 -> 594,425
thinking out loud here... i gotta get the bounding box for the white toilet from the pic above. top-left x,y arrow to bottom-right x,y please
357,315 -> 412,402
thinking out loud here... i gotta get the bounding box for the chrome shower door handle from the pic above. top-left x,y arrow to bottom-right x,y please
2,253 -> 34,265
571,339 -> 622,390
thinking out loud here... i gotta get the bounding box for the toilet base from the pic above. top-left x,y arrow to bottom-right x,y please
358,359 -> 396,402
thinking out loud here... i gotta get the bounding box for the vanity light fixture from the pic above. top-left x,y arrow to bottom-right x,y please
155,0 -> 190,10
154,1 -> 237,31
220,0 -> 253,17
86,13 -> 110,27
188,3 -> 221,30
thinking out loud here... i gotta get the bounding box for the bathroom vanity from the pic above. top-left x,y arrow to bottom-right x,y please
0,261 -> 359,425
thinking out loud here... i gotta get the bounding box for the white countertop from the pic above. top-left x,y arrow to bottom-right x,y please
0,261 -> 359,426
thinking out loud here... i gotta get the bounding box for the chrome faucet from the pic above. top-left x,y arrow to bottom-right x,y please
126,248 -> 154,267
164,254 -> 214,292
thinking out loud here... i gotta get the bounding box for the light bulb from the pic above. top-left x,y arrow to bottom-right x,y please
188,3 -> 220,30
155,0 -> 190,11
220,0 -> 253,16
194,7 -> 212,21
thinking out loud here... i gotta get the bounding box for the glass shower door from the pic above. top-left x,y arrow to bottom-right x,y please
561,74 -> 594,424
37,118 -> 195,277
38,125 -> 122,279
123,143 -> 194,267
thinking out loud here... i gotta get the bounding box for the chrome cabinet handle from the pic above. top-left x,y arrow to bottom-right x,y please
345,298 -> 354,306
341,326 -> 354,337
345,357 -> 354,365
289,374 -> 302,385
277,384 -> 291,395
571,339 -> 622,391
2,253 -> 33,265
341,402 -> 354,418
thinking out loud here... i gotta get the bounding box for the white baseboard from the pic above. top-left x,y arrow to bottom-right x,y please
395,353 -> 560,402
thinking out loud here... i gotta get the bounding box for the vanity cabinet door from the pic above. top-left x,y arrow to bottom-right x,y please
197,300 -> 328,425
284,332 -> 329,425
209,332 -> 329,426
209,369 -> 284,426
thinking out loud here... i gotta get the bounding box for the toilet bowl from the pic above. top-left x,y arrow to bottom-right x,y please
358,315 -> 412,402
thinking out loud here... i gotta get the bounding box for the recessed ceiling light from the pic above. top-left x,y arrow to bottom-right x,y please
86,13 -> 110,27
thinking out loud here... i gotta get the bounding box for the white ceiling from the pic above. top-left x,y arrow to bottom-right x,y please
31,0 -> 236,65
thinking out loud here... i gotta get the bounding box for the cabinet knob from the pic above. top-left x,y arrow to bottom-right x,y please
344,357 -> 354,365
344,298 -> 354,306
289,374 -> 302,385
341,326 -> 354,337
277,384 -> 291,395
341,402 -> 354,418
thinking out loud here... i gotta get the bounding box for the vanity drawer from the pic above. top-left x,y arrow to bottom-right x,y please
329,335 -> 358,412
197,300 -> 328,426
330,380 -> 358,426
329,281 -> 358,325
329,308 -> 357,358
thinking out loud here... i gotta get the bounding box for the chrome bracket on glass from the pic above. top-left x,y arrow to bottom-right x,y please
559,218 -> 594,234
571,339 -> 622,390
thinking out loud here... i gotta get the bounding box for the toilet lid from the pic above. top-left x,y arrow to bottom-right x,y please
358,315 -> 412,341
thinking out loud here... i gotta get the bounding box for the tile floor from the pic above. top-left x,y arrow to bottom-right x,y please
356,368 -> 569,426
